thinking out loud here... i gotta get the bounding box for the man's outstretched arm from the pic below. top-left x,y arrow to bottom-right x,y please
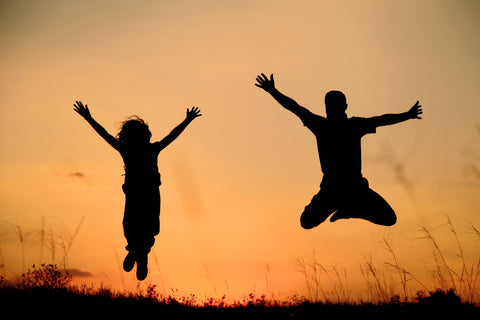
369,101 -> 423,127
255,73 -> 311,119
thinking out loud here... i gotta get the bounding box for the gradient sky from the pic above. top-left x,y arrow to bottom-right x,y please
1,0 -> 479,299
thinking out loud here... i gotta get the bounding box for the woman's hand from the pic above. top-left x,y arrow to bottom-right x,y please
74,101 -> 92,119
255,73 -> 275,93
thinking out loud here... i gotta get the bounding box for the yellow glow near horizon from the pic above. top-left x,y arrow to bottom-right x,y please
1,0 -> 480,300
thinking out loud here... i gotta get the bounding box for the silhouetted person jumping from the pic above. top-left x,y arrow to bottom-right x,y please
255,73 -> 422,228
74,101 -> 202,280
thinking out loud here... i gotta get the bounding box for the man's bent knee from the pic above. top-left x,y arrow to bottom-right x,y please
384,214 -> 397,226
300,219 -> 315,230
300,213 -> 319,230
378,211 -> 397,226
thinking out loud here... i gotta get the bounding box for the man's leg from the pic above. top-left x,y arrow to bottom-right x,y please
330,183 -> 396,226
300,189 -> 338,229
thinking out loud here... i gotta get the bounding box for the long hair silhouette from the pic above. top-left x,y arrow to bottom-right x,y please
117,116 -> 152,144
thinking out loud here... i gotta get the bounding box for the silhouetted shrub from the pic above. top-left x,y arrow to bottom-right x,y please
17,264 -> 72,290
416,289 -> 462,307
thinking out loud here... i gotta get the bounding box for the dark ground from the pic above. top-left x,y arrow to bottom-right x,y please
1,287 -> 479,319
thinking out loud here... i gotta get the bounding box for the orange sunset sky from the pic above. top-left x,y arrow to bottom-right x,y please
1,0 -> 479,300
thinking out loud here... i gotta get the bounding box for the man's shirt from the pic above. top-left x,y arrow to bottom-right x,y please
299,111 -> 377,186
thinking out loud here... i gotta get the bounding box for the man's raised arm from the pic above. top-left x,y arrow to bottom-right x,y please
369,101 -> 423,128
255,73 -> 311,119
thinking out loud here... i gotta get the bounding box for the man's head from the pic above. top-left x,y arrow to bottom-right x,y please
325,90 -> 347,120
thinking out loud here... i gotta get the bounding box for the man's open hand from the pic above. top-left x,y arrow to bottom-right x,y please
186,106 -> 202,121
408,101 -> 423,119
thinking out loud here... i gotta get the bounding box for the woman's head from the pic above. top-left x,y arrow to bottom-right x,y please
117,116 -> 152,144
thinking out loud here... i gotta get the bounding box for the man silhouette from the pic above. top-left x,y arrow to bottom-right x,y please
255,73 -> 422,228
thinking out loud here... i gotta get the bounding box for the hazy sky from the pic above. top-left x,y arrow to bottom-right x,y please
1,0 -> 479,299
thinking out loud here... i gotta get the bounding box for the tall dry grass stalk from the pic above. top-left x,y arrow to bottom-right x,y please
0,216 -> 84,278
0,223 -> 27,273
382,237 -> 429,297
0,244 -> 5,280
203,264 -> 218,298
112,245 -> 126,291
151,250 -> 166,296
383,216 -> 479,304
297,252 -> 351,304
407,216 -> 479,303
298,217 -> 479,304
360,255 -> 396,303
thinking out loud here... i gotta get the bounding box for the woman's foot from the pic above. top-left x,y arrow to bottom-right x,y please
123,252 -> 136,272
136,254 -> 148,281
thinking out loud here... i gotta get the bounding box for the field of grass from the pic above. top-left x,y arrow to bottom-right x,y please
1,264 -> 478,319
1,216 -> 479,318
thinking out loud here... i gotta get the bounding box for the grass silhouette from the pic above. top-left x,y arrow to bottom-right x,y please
1,263 -> 479,319
1,216 -> 479,318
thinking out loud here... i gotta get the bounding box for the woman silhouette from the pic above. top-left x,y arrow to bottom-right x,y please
74,101 -> 202,280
